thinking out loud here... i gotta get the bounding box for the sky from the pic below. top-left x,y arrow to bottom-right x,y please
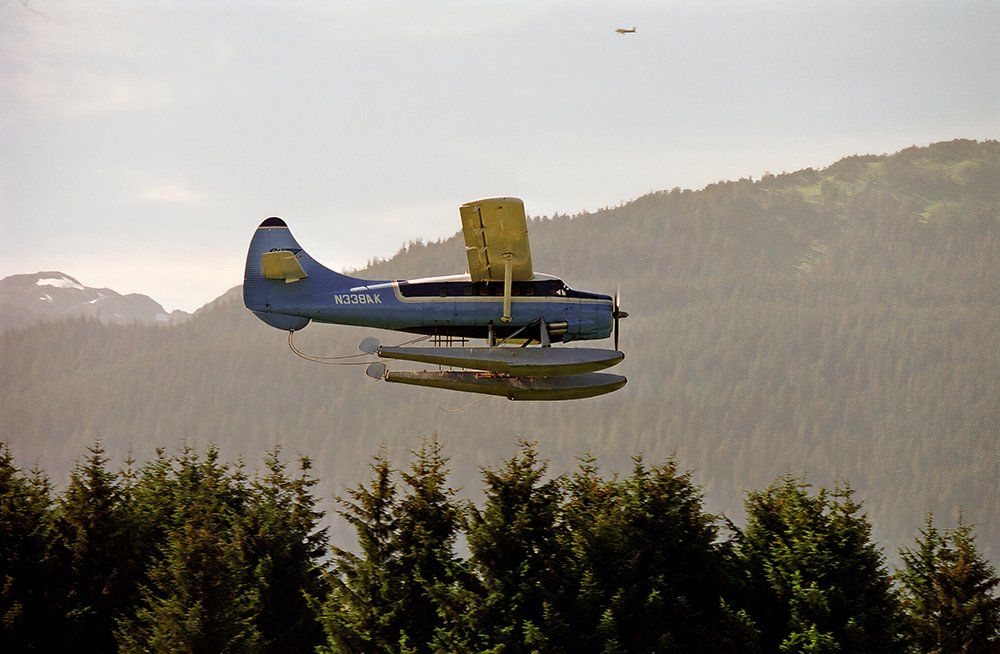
1,0 -> 997,312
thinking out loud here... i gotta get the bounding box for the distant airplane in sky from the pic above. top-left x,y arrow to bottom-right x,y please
615,26 -> 636,34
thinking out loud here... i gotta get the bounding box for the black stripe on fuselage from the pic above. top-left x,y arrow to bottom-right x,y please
397,279 -> 606,300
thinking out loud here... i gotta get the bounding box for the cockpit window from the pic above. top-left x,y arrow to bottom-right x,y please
396,278 -> 579,298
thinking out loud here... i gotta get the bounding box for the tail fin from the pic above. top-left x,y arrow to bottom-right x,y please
243,217 -> 360,331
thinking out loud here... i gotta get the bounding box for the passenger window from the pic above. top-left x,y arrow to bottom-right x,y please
438,287 -> 448,297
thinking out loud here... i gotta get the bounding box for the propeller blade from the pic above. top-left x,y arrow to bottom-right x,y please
611,286 -> 629,351
613,287 -> 621,351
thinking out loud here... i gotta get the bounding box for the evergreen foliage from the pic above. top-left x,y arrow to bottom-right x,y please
561,456 -> 741,652
245,449 -> 328,653
0,444 -> 328,652
56,441 -> 138,653
898,515 -> 1000,653
0,444 -> 66,652
459,442 -> 575,652
115,446 -> 262,652
0,441 -> 997,652
318,437 -> 463,653
318,450 -> 399,653
734,478 -> 906,653
386,437 -> 463,653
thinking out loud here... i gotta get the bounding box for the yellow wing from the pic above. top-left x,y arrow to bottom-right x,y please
459,197 -> 533,282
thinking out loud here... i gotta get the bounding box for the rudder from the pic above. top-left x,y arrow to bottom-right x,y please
243,217 -> 359,331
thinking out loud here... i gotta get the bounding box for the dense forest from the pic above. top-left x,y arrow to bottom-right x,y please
2,440 -> 996,653
1,139 -> 998,561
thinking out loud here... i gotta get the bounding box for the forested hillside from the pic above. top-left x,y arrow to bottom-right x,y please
2,139 -> 997,558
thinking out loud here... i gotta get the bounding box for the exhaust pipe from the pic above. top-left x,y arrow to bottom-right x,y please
547,321 -> 569,337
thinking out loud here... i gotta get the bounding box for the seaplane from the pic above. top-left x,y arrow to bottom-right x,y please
243,198 -> 628,401
615,26 -> 636,34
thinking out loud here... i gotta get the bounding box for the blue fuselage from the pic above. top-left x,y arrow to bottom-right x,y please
269,274 -> 614,342
242,219 -> 614,342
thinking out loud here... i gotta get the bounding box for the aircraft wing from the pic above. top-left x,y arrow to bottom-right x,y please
459,197 -> 533,282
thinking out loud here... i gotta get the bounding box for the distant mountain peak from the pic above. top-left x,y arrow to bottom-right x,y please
0,271 -> 190,331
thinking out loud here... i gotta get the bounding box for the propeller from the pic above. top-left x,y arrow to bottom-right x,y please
612,286 -> 629,351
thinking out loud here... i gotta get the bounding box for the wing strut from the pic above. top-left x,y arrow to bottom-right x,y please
501,252 -> 513,323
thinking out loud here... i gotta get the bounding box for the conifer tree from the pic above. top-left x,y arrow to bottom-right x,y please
385,436 -> 463,653
114,447 -> 183,630
558,454 -> 617,652
116,446 -> 261,653
735,478 -> 906,653
0,444 -> 66,652
56,441 -> 136,653
121,448 -> 175,559
563,455 -> 745,652
318,450 -> 398,653
244,448 -> 328,653
459,441 -> 575,653
898,515 -> 1000,653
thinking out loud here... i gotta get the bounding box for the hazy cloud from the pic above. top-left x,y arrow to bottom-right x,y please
139,184 -> 204,204
1,0 -> 996,312
10,65 -> 172,117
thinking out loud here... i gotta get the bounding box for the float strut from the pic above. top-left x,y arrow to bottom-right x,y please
501,253 -> 513,323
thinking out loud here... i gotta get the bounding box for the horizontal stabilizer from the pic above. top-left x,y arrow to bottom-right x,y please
262,250 -> 308,283
372,369 -> 626,401
375,345 -> 624,377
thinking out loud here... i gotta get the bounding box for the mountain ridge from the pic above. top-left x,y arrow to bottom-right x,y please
0,271 -> 190,331
2,139 -> 997,560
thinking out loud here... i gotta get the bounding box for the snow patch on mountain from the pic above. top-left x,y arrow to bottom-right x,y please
36,277 -> 85,290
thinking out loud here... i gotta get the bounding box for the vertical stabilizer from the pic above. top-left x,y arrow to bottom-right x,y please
243,217 -> 359,331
